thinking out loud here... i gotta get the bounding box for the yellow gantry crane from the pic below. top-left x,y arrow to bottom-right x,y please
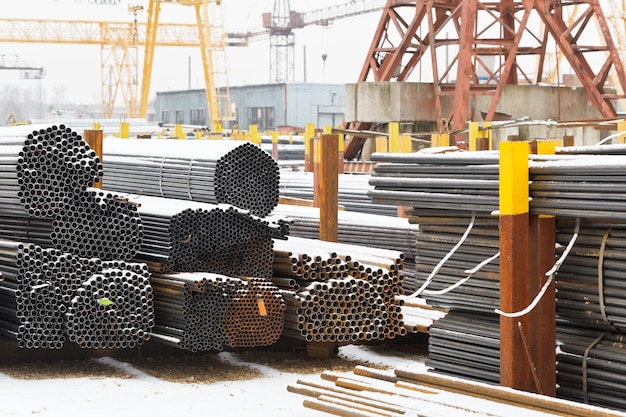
0,0 -> 232,129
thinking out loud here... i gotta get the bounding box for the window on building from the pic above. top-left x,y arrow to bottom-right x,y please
161,110 -> 170,124
190,109 -> 206,126
247,107 -> 275,130
175,110 -> 184,124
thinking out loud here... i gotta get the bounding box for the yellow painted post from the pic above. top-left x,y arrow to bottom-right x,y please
500,141 -> 534,393
249,124 -> 260,145
389,122 -> 400,153
92,121 -> 101,131
618,120 -> 626,144
214,122 -> 223,134
175,124 -> 185,139
375,136 -> 388,153
304,123 -> 315,172
399,134 -> 412,153
469,121 -> 492,151
337,130 -> 345,175
272,131 -> 279,160
323,125 -> 332,134
120,121 -> 130,139
431,133 -> 450,147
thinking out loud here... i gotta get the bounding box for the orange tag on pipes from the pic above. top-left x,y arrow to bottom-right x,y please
257,297 -> 267,316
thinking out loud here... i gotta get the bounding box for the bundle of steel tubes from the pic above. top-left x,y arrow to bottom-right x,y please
0,239 -> 153,349
0,124 -> 102,217
274,236 -> 406,343
149,272 -> 284,352
0,188 -> 143,261
271,204 -> 418,291
368,152 -> 500,214
279,170 -> 399,217
529,154 -> 626,220
407,212 -> 501,311
127,195 -> 288,277
557,320 -> 626,412
102,138 -> 280,218
426,309 -> 501,385
65,261 -> 153,349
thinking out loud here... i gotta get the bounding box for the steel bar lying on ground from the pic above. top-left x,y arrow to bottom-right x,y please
0,239 -> 153,349
271,204 -> 418,292
279,170 -> 399,217
149,272 -> 284,352
127,195 -> 288,277
102,138 -> 280,217
274,236 -> 405,343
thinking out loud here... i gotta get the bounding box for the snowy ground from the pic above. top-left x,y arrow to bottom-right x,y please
1,342 -> 624,417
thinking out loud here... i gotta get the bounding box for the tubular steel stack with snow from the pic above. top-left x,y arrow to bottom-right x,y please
0,239 -> 154,349
102,138 -> 280,218
273,236 -> 405,343
127,195 -> 288,278
149,272 -> 284,352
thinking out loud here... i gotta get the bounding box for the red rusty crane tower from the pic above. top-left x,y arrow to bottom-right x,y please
344,0 -> 626,158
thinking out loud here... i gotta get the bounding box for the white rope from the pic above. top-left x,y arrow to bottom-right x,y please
495,217 -> 580,318
400,212 -> 476,300
423,251 -> 500,296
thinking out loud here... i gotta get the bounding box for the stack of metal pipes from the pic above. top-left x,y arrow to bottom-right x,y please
408,212 -> 501,312
149,272 -> 284,352
554,219 -> 626,411
0,240 -> 154,349
126,195 -> 288,278
426,309 -> 501,385
101,138 -> 280,218
273,236 -> 406,343
0,124 -> 102,217
529,154 -> 626,220
271,204 -> 418,291
368,151 -> 500,214
279,170 -> 399,217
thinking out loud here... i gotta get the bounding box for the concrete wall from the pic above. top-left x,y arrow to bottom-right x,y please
346,82 -> 604,123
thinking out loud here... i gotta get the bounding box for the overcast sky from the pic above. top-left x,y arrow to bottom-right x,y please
1,0 -> 383,106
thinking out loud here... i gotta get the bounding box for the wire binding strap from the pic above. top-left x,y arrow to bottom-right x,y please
582,331 -> 607,404
158,157 -> 165,197
496,217 -> 580,318
401,211 -> 476,300
423,251 -> 500,296
187,159 -> 194,201
598,227 -> 618,331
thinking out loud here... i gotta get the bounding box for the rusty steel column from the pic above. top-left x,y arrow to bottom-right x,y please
318,134 -> 338,243
529,141 -> 557,396
499,141 -> 533,392
83,129 -> 103,189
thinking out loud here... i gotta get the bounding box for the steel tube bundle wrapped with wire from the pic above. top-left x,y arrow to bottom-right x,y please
102,138 -> 280,218
149,272 -> 284,352
273,236 -> 405,343
0,239 -> 153,349
0,124 -> 102,217
127,195 -> 288,277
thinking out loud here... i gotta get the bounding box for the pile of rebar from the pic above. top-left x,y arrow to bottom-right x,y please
271,204 -> 418,291
273,236 -> 405,343
279,170 -> 399,217
149,272 -> 284,352
102,138 -> 280,218
0,240 -> 154,349
127,195 -> 288,277
368,152 -> 500,214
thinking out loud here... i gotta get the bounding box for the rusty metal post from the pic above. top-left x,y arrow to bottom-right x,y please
499,141 -> 533,392
318,134 -> 338,242
529,140 -> 556,396
83,129 -> 103,189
